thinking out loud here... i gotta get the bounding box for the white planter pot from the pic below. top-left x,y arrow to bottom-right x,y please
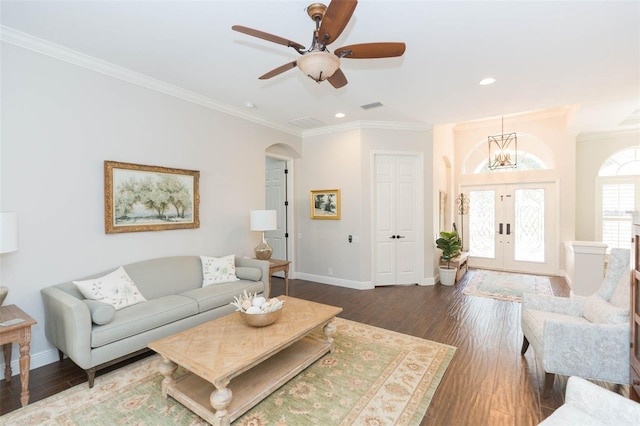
439,267 -> 457,286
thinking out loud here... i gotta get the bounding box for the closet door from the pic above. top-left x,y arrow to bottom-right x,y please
373,154 -> 422,286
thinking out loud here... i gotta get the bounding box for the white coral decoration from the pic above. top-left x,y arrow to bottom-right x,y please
230,290 -> 284,314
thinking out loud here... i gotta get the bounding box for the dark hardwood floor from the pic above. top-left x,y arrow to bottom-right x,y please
0,270 -> 628,424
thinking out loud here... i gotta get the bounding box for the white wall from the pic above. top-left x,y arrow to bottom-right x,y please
0,43 -> 300,369
575,129 -> 640,240
295,124 -> 434,288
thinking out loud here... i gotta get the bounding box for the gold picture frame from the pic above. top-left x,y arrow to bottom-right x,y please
310,189 -> 340,220
104,161 -> 200,234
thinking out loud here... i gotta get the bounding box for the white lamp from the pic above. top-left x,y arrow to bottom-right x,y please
0,212 -> 18,306
250,210 -> 277,260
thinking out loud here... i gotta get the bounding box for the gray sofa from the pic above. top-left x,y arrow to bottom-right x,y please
41,255 -> 270,387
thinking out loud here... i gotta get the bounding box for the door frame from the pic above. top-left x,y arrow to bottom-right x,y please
460,179 -> 560,275
265,154 -> 295,275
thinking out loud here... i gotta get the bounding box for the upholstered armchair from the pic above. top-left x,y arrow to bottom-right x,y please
521,248 -> 631,397
538,376 -> 640,425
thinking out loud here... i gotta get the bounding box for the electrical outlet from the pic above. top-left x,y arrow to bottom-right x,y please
328,268 -> 333,276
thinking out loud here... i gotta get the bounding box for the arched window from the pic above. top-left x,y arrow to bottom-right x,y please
596,146 -> 640,250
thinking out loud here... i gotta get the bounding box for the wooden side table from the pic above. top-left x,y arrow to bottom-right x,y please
267,259 -> 291,296
0,304 -> 37,406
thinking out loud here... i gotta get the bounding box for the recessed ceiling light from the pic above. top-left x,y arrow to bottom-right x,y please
335,112 -> 346,118
479,77 -> 496,86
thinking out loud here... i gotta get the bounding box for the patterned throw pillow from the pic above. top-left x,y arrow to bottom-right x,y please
74,266 -> 147,310
200,255 -> 240,287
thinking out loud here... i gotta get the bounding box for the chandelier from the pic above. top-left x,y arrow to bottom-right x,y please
488,116 -> 517,170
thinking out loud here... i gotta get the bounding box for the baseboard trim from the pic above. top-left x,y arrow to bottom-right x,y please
1,347 -> 61,375
294,273 -> 373,290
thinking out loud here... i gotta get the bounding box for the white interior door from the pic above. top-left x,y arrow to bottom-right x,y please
373,154 -> 422,285
265,157 -> 287,260
463,182 -> 557,275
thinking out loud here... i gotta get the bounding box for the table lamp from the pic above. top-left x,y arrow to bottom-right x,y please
0,212 -> 18,306
250,210 -> 277,260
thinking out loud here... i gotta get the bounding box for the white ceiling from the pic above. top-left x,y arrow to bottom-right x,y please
1,0 -> 639,135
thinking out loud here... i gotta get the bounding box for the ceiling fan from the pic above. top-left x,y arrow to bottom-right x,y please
232,0 -> 406,89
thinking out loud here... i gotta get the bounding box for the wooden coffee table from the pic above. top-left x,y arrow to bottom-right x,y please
148,296 -> 342,426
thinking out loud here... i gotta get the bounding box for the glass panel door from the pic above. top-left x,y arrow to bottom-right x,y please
463,182 -> 557,274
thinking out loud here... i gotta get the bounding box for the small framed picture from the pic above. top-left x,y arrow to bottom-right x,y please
310,189 -> 340,220
104,161 -> 200,234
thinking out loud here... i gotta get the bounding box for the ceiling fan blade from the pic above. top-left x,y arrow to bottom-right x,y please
318,0 -> 358,45
232,25 -> 305,51
327,68 -> 348,89
335,42 -> 406,59
259,61 -> 298,80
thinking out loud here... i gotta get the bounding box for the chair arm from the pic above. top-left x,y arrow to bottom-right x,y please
522,293 -> 586,317
565,376 -> 640,425
40,286 -> 93,369
543,321 -> 630,384
236,258 -> 271,297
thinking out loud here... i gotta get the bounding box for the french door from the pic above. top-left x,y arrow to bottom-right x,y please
462,182 -> 557,275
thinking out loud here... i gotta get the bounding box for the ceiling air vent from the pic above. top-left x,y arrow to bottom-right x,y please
360,101 -> 384,110
287,117 -> 327,129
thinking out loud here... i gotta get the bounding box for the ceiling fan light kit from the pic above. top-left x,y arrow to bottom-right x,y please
232,0 -> 405,89
297,50 -> 340,82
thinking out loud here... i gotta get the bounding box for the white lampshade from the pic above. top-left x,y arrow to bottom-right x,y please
250,210 -> 277,231
0,212 -> 18,254
297,51 -> 340,82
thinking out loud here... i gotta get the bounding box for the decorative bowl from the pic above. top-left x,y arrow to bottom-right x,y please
240,308 -> 282,327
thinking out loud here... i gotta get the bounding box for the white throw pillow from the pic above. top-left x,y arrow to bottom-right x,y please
583,295 -> 629,324
74,266 -> 147,310
201,255 -> 240,287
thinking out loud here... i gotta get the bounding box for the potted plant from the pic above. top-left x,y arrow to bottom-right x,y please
436,230 -> 462,286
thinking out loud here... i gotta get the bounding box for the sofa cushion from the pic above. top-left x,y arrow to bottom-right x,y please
90,295 -> 198,348
201,255 -> 240,286
181,280 -> 264,312
74,266 -> 147,310
583,295 -> 629,324
236,266 -> 262,282
123,257 -> 203,299
83,300 -> 116,325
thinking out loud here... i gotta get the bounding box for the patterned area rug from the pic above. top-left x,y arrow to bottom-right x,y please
3,318 -> 455,426
462,269 -> 553,302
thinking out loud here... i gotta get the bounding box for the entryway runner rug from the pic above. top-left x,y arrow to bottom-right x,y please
2,318 -> 456,426
462,269 -> 553,302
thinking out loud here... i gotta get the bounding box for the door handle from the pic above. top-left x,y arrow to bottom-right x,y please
499,223 -> 503,235
390,235 -> 397,239
396,235 -> 406,239
506,223 -> 511,235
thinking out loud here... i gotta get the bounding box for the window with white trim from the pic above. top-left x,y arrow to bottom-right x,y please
596,146 -> 640,250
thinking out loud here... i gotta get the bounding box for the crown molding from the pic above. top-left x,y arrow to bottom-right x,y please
0,26 -> 302,137
576,127 -> 640,141
1,26 -> 433,140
